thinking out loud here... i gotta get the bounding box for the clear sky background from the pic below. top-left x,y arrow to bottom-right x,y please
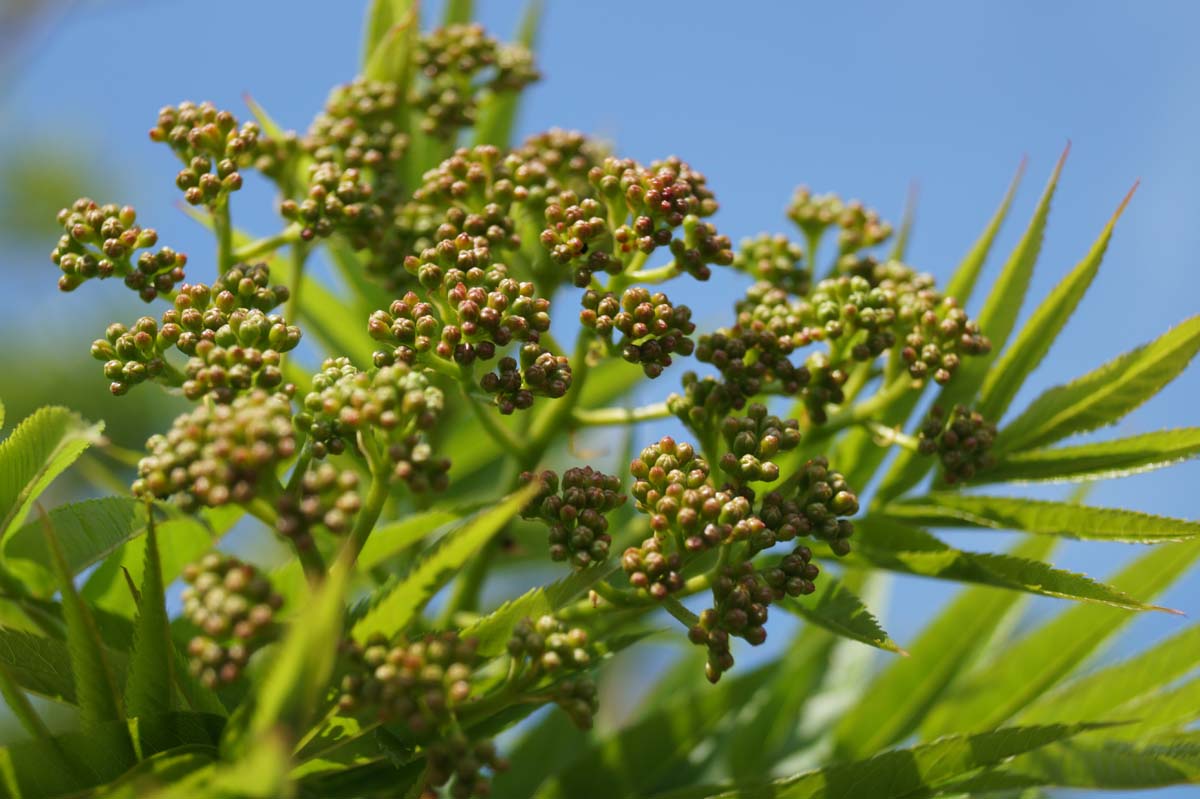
2,2 -> 1199,795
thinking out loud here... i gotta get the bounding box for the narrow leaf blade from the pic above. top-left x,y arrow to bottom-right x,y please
945,157 -> 1027,303
125,515 -> 174,718
979,184 -> 1137,420
979,428 -> 1200,483
352,484 -> 537,640
781,576 -> 904,654
1000,315 -> 1200,453
883,493 -> 1200,543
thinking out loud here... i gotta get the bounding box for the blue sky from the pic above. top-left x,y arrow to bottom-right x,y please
3,1 -> 1199,793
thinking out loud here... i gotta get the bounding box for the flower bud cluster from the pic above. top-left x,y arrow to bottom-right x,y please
507,616 -> 599,729
132,389 -> 297,511
370,237 -> 550,366
580,288 -> 696,378
295,357 -> 449,491
275,463 -> 361,550
689,547 -> 819,683
424,734 -> 509,799
667,372 -> 743,435
718,404 -> 801,484
181,553 -> 283,687
337,631 -> 480,727
51,198 -> 187,301
788,456 -> 857,556
93,263 -> 300,400
787,187 -> 892,255
543,155 -> 733,285
696,259 -> 989,421
306,77 -> 409,180
479,343 -> 572,414
732,233 -> 810,295
150,101 -> 260,206
412,23 -> 539,139
520,467 -> 626,568
918,404 -> 997,483
281,160 -> 386,246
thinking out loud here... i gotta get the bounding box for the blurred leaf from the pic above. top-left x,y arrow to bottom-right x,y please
1019,623 -> 1200,725
0,712 -> 223,799
664,723 -> 1103,799
460,564 -> 616,656
834,536 -> 1054,759
979,184 -> 1136,421
124,516 -> 174,718
979,428 -> 1200,483
945,159 -> 1026,303
851,516 -> 1156,610
887,182 -> 917,261
363,3 -> 418,84
780,576 -> 904,654
1000,315 -> 1200,453
954,732 -> 1200,794
0,406 -> 102,539
534,662 -> 777,799
0,628 -> 77,703
473,0 -> 545,147
883,493 -> 1200,543
41,509 -> 125,727
4,497 -> 144,597
222,557 -> 350,758
0,140 -> 121,246
362,0 -> 416,70
920,540 -> 1200,738
443,0 -> 473,25
353,485 -> 537,640
83,505 -> 237,617
357,508 -> 461,571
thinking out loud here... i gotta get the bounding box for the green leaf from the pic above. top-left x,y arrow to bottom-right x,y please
4,497 -> 145,598
83,505 -> 236,616
41,510 -> 124,727
534,661 -> 778,799
850,516 -> 1158,610
124,516 -> 174,718
362,0 -> 416,70
780,576 -> 904,654
473,0 -> 544,147
443,0 -> 473,25
352,484 -> 538,641
460,565 -> 616,656
0,628 -> 77,703
882,493 -> 1200,543
979,184 -> 1136,420
1019,623 -> 1200,725
919,540 -> 1200,738
363,2 -> 418,84
357,509 -> 461,572
960,732 -> 1200,793
979,428 -> 1200,483
887,182 -> 918,261
222,556 -> 351,757
873,151 -> 1068,504
833,535 -> 1055,759
0,406 -> 103,539
0,660 -> 50,740
0,712 -> 223,799
1000,314 -> 1200,453
944,157 -> 1025,303
970,145 -> 1069,366
674,724 -> 1102,799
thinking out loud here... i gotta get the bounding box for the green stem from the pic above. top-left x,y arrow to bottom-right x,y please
863,420 -> 920,452
626,261 -> 681,284
571,401 -> 671,427
460,384 -> 531,461
348,470 -> 390,565
232,224 -> 303,262
285,241 -> 310,330
662,596 -> 700,629
246,497 -> 327,581
526,332 -> 595,466
213,201 -> 234,274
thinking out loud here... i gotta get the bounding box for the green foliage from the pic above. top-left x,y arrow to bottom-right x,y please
0,3 -> 1198,797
